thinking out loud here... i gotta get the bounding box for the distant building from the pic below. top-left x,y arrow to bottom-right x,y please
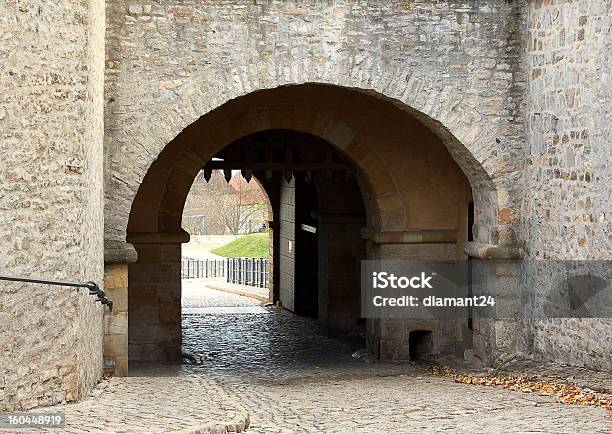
182,170 -> 268,235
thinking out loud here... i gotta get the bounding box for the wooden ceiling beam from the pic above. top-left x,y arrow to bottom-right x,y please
204,161 -> 351,171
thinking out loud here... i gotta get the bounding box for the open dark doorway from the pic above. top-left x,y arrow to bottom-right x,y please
409,330 -> 434,361
294,175 -> 319,318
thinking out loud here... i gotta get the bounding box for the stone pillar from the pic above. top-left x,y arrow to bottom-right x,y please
103,241 -> 137,376
0,0 -> 105,410
363,230 -> 463,361
465,241 -> 522,367
126,231 -> 189,362
103,264 -> 129,376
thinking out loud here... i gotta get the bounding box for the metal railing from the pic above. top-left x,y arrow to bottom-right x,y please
226,257 -> 269,288
0,274 -> 112,309
181,258 -> 226,279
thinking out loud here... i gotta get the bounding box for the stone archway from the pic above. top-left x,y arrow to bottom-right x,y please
107,83 -> 504,248
105,83 -> 502,372
126,84 -> 494,237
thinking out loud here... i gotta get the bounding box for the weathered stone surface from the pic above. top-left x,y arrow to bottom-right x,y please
0,0 -> 105,411
1,0 -> 610,413
104,0 -> 527,247
30,375 -> 250,433
104,240 -> 138,264
520,0 -> 611,370
103,264 -> 129,376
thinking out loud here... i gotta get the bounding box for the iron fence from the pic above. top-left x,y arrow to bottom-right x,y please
181,257 -> 269,288
226,257 -> 269,288
181,258 -> 226,279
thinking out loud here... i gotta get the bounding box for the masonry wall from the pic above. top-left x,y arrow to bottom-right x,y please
103,0 -> 610,371
128,242 -> 182,362
104,0 -> 526,368
104,0 -> 526,249
0,0 -> 105,410
521,0 -> 611,370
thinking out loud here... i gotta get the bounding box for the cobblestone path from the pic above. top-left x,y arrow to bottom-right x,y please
175,286 -> 610,433
19,286 -> 610,433
16,376 -> 249,434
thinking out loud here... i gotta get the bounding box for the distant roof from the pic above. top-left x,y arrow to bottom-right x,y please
228,174 -> 268,205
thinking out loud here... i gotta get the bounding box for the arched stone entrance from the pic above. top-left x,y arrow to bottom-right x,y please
108,83 -> 499,371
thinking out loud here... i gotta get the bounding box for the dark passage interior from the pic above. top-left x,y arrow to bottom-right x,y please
294,175 -> 319,318
409,330 -> 434,361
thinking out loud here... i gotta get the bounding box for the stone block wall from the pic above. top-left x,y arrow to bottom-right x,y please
104,0 -> 527,250
314,174 -> 366,337
471,261 -> 522,367
0,0 -> 105,410
104,1 -> 531,366
317,219 -> 364,336
103,264 -> 129,376
128,242 -> 183,362
521,0 -> 611,370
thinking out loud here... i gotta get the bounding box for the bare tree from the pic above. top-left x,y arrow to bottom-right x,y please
182,170 -> 267,235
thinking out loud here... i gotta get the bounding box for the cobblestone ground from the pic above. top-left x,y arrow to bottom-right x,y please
20,377 -> 248,434
176,287 -> 610,433
17,286 -> 610,433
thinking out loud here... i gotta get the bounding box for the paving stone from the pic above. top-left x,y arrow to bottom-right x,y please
16,287 -> 610,433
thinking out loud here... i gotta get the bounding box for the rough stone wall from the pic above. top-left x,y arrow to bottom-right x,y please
104,0 -> 526,249
521,0 -> 611,370
102,0 -> 610,371
0,0 -> 105,410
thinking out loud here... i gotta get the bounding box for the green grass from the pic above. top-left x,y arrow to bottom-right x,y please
211,232 -> 270,258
